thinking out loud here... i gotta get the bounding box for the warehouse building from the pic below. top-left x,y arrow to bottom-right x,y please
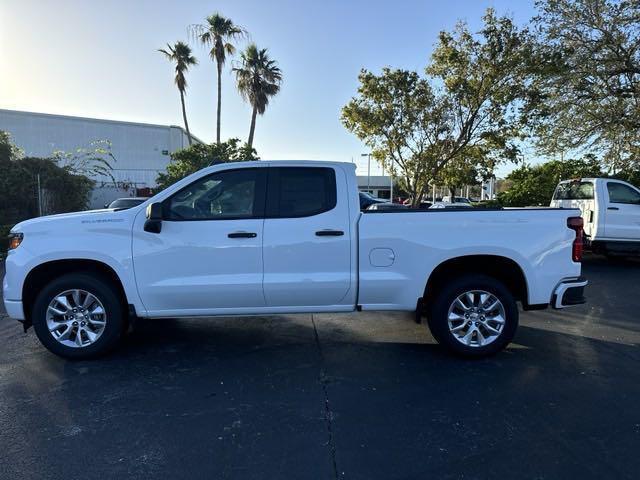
0,109 -> 200,207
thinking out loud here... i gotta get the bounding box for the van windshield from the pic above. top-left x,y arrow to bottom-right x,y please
553,181 -> 594,200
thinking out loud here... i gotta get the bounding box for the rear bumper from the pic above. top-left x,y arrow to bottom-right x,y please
552,277 -> 588,309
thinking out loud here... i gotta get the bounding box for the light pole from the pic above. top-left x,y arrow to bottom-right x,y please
361,153 -> 371,193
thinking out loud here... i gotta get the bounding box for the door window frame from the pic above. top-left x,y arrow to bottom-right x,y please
606,181 -> 640,205
162,167 -> 267,222
265,167 -> 338,219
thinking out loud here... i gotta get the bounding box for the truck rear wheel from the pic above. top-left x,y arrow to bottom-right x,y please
32,273 -> 125,359
427,274 -> 518,357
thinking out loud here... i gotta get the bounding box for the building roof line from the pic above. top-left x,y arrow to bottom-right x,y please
0,108 -> 204,144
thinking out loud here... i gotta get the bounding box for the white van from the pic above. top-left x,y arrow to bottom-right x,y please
550,178 -> 640,257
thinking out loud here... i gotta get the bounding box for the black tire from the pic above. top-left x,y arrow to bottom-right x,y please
605,254 -> 629,263
32,272 -> 126,359
427,274 -> 518,357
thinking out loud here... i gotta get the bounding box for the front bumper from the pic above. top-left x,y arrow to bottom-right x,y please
3,249 -> 27,321
552,277 -> 588,309
3,299 -> 25,320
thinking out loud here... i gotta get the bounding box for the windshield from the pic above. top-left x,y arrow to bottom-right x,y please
552,181 -> 594,200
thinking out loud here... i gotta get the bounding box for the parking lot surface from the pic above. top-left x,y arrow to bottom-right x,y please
1,255 -> 639,479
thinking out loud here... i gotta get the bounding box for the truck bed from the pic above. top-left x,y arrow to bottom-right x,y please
357,208 -> 582,310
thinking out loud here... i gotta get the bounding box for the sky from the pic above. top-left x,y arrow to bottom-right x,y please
0,0 -> 538,176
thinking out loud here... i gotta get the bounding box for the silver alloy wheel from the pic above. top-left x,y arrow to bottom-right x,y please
447,290 -> 506,348
45,289 -> 107,348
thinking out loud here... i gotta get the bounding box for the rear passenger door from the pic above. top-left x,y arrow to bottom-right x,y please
263,166 -> 352,307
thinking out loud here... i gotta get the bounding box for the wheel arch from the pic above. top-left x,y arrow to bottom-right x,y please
422,255 -> 530,311
22,259 -> 130,327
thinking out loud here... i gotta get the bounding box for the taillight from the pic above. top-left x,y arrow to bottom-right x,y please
567,216 -> 584,262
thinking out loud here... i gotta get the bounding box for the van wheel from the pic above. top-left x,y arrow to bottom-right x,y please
32,273 -> 125,359
427,274 -> 518,357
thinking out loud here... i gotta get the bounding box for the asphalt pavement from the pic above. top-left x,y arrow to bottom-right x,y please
1,255 -> 639,479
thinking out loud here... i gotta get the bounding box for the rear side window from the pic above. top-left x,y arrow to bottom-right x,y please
607,182 -> 640,204
553,181 -> 594,200
267,167 -> 337,218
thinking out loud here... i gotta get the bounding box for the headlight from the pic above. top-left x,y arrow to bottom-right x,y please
7,232 -> 23,250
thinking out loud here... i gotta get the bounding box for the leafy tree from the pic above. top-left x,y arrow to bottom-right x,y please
342,10 -> 531,207
498,156 -> 604,206
0,131 -> 95,230
436,144 -> 499,198
191,13 -> 245,144
526,0 -> 640,170
159,41 -> 198,145
52,139 -> 116,182
233,44 -> 283,149
616,168 -> 640,187
0,130 -> 22,162
156,139 -> 258,190
437,159 -> 480,199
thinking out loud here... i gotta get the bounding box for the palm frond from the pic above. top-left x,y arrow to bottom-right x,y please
191,13 -> 246,66
234,43 -> 283,115
159,41 -> 197,93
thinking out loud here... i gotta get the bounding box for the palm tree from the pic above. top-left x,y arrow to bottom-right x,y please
191,14 -> 245,144
233,44 -> 282,149
158,42 -> 197,145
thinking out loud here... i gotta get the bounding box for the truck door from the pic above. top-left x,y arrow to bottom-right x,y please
262,166 -> 352,307
132,167 -> 267,315
604,180 -> 640,240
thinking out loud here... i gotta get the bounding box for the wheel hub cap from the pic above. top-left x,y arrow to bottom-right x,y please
46,289 -> 107,348
447,290 -> 506,348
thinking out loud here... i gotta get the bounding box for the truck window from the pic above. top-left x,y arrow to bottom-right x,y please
166,168 -> 264,220
607,182 -> 640,204
552,181 -> 594,200
267,167 -> 337,217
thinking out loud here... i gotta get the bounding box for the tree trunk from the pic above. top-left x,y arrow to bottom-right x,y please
409,180 -> 420,208
216,62 -> 222,144
180,90 -> 192,146
448,186 -> 456,200
247,106 -> 258,149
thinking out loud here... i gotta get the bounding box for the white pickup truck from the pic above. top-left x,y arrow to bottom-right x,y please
551,177 -> 640,257
3,161 -> 587,359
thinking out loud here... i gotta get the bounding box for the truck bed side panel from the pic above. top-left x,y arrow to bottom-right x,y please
357,210 -> 581,310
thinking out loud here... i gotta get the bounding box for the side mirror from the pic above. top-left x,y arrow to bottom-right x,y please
144,202 -> 163,233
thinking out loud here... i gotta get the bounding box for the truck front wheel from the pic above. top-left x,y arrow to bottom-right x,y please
428,274 -> 518,357
32,273 -> 126,359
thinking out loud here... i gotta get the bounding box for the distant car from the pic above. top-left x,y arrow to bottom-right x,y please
359,191 -> 386,210
106,197 -> 148,210
429,202 -> 473,209
367,202 -> 409,211
442,196 -> 472,205
403,199 -> 435,208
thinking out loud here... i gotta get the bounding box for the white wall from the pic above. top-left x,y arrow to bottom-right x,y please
0,109 -> 196,188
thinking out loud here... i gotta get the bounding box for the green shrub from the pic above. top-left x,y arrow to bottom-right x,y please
0,131 -> 95,227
